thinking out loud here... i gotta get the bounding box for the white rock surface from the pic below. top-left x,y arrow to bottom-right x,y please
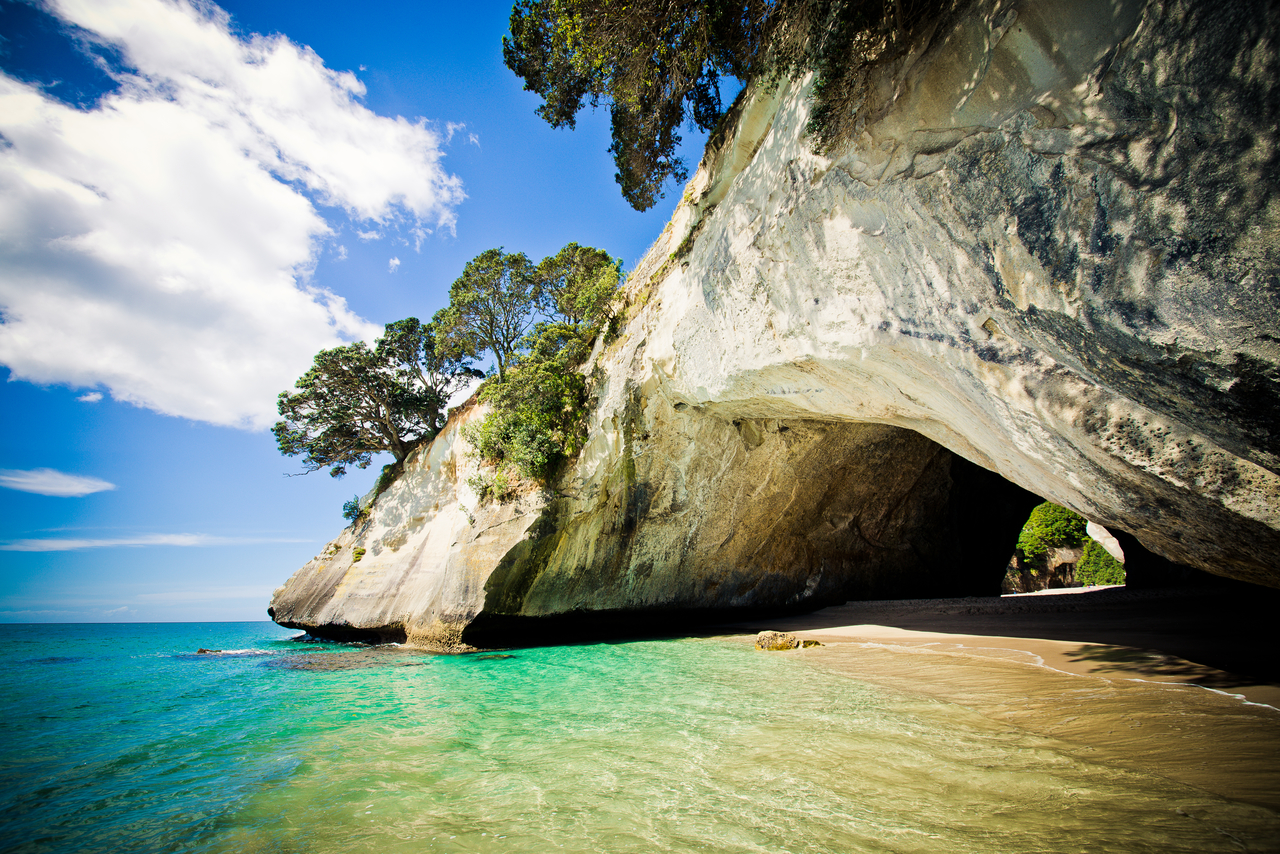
602,0 -> 1280,585
271,0 -> 1280,644
1085,522 -> 1125,564
269,403 -> 546,648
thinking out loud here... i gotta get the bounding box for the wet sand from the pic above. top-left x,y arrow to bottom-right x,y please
716,586 -> 1280,817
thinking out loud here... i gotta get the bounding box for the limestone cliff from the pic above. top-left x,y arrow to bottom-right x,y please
271,0 -> 1280,645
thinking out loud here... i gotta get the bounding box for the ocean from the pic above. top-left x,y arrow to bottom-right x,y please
1,621 -> 1276,853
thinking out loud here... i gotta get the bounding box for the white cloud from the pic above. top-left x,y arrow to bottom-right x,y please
388,256 -> 400,273
0,468 -> 116,496
0,532 -> 308,551
335,244 -> 347,260
0,0 -> 466,429
447,375 -> 483,409
102,605 -> 134,616
355,229 -> 383,241
444,122 -> 479,148
78,391 -> 103,402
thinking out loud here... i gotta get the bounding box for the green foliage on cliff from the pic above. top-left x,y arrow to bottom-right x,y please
1077,539 -> 1126,586
465,245 -> 621,495
536,243 -> 621,327
469,323 -> 592,483
278,242 -> 620,503
342,495 -> 362,524
503,0 -> 948,210
504,0 -> 769,210
1016,502 -> 1087,562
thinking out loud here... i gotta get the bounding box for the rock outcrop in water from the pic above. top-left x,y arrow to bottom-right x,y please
270,0 -> 1280,646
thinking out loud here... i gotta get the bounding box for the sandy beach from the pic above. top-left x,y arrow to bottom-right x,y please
717,585 -> 1280,817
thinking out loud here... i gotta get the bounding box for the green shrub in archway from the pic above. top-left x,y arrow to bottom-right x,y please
1016,502 -> 1087,562
1077,539 -> 1126,586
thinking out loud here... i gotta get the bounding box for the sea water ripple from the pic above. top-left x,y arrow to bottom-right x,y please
0,622 -> 1276,854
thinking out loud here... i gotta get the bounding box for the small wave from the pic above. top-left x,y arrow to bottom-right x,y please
175,649 -> 277,659
1120,677 -> 1280,712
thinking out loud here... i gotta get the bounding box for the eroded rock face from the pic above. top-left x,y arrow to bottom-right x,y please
270,397 -> 1037,646
474,404 -> 1036,633
271,0 -> 1280,645
268,404 -> 549,648
612,0 -> 1279,585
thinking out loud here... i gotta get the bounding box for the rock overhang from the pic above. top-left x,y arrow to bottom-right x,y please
270,0 -> 1280,647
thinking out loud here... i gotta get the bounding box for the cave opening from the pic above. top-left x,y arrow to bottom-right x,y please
451,412 -> 1280,689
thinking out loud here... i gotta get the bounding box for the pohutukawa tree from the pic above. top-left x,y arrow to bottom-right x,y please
273,317 -> 480,477
504,0 -> 772,211
466,243 -> 623,487
503,0 -> 949,209
439,248 -> 539,382
535,242 -> 623,328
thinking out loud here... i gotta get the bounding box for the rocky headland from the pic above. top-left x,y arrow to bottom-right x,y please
270,0 -> 1280,648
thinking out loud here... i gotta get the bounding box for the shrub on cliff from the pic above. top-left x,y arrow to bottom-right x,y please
1077,539 -> 1125,586
465,244 -> 621,493
1016,502 -> 1087,562
469,323 -> 592,483
342,495 -> 361,523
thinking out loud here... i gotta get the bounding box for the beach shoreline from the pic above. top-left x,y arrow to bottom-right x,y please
717,584 -> 1280,707
714,586 -> 1280,816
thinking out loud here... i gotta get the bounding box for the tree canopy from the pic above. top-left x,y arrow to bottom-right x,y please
1077,539 -> 1125,586
273,317 -> 480,477
465,244 -> 623,492
276,243 -> 622,500
439,248 -> 539,383
1016,502 -> 1088,562
535,242 -> 622,327
504,0 -> 771,210
504,0 -> 949,209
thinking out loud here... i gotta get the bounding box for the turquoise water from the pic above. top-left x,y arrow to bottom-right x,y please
0,622 -> 1276,854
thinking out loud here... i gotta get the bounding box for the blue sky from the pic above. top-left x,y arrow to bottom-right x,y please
0,0 -> 713,622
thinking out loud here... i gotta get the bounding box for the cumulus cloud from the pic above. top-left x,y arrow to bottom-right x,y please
78,391 -> 103,402
0,532 -> 307,551
0,468 -> 116,496
388,256 -> 400,273
0,0 -> 466,429
355,229 -> 383,241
